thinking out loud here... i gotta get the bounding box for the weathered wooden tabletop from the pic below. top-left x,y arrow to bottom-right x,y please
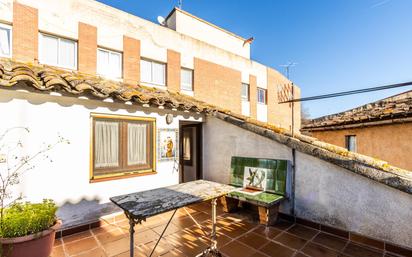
110,180 -> 235,220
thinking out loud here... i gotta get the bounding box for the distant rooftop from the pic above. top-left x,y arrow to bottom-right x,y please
302,90 -> 412,131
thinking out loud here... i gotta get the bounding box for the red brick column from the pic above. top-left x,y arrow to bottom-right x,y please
12,2 -> 38,63
78,22 -> 97,74
167,49 -> 181,92
249,75 -> 257,119
123,36 -> 140,85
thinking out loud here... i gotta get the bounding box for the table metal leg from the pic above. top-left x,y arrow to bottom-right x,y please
197,198 -> 222,257
129,218 -> 135,257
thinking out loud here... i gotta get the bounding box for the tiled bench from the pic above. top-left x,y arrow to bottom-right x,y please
220,156 -> 289,226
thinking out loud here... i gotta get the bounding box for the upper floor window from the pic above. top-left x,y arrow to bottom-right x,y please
140,59 -> 166,86
345,135 -> 357,152
181,68 -> 193,91
0,23 -> 12,58
91,113 -> 156,182
257,88 -> 267,104
97,48 -> 122,79
241,83 -> 249,101
39,33 -> 77,70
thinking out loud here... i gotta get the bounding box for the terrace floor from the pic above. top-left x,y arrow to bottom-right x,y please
51,201 -> 396,257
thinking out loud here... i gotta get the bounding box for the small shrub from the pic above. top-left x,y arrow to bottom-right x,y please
0,200 -> 57,238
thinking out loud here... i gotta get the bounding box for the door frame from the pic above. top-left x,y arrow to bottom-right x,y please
179,122 -> 203,183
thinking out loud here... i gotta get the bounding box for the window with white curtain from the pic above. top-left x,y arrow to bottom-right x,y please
97,48 -> 122,79
181,68 -> 193,91
140,59 -> 166,86
0,23 -> 11,58
39,33 -> 77,70
91,114 -> 155,181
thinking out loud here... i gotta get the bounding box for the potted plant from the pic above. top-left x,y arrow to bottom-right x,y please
0,128 -> 68,257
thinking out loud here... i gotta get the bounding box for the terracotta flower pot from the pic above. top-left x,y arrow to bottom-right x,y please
0,220 -> 62,257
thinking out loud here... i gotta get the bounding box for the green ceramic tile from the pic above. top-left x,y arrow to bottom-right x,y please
228,190 -> 284,207
229,156 -> 288,196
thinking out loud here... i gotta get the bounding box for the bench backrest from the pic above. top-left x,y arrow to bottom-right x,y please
230,156 -> 288,196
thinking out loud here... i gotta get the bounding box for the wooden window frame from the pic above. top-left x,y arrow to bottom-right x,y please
90,113 -> 156,183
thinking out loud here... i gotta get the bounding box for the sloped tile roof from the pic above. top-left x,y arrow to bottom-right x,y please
0,58 -> 217,114
302,91 -> 412,131
1,58 -> 411,195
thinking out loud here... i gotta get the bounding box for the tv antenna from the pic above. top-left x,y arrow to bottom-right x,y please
280,62 -> 298,79
157,16 -> 166,26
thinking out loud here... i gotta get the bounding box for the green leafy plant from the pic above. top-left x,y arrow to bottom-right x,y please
0,200 -> 57,238
0,127 -> 69,238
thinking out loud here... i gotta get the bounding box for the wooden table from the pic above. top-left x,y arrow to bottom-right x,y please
110,180 -> 235,257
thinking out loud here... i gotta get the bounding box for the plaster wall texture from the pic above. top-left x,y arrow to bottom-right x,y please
203,117 -> 412,248
0,89 -> 202,227
310,122 -> 412,171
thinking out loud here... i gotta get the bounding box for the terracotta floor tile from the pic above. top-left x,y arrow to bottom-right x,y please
160,248 -> 187,257
260,241 -> 296,257
274,232 -> 308,250
312,232 -> 348,251
301,242 -> 340,257
65,237 -> 99,256
237,231 -> 270,250
250,251 -> 269,257
73,247 -> 108,257
141,239 -> 175,256
144,215 -> 167,228
176,238 -> 208,256
287,224 -> 319,240
342,243 -> 384,257
271,219 -> 295,231
134,229 -> 159,246
63,230 -> 93,244
171,215 -> 197,229
54,238 -> 63,246
254,225 -> 283,239
92,224 -> 123,235
295,253 -> 311,257
152,223 -> 182,237
220,224 -> 248,239
220,240 -> 256,257
96,228 -> 127,245
50,245 -> 65,257
102,237 -> 131,257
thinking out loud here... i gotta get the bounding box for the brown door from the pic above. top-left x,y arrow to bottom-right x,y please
180,123 -> 202,183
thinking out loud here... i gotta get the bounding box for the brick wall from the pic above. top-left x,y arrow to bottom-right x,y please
194,58 -> 241,113
167,49 -> 181,92
267,67 -> 301,132
12,2 -> 38,63
249,75 -> 257,118
123,36 -> 140,85
78,22 -> 97,75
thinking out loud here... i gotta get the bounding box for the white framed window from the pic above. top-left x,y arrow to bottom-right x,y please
39,33 -> 77,70
97,48 -> 122,79
0,23 -> 12,58
241,83 -> 249,101
140,59 -> 166,86
181,68 -> 193,91
345,135 -> 357,152
257,88 -> 267,104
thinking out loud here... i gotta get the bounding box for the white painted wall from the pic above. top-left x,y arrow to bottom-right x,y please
172,9 -> 250,59
241,100 -> 250,117
0,0 -> 271,92
0,89 -> 203,227
203,117 -> 412,249
257,103 -> 268,122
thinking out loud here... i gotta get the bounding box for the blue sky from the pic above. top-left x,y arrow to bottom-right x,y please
98,0 -> 412,118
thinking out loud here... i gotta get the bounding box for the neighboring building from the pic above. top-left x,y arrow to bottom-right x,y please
0,0 -> 300,132
302,90 -> 412,170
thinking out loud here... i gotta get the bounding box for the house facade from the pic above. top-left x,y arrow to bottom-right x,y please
302,91 -> 412,171
0,0 -> 300,131
0,0 -> 412,251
